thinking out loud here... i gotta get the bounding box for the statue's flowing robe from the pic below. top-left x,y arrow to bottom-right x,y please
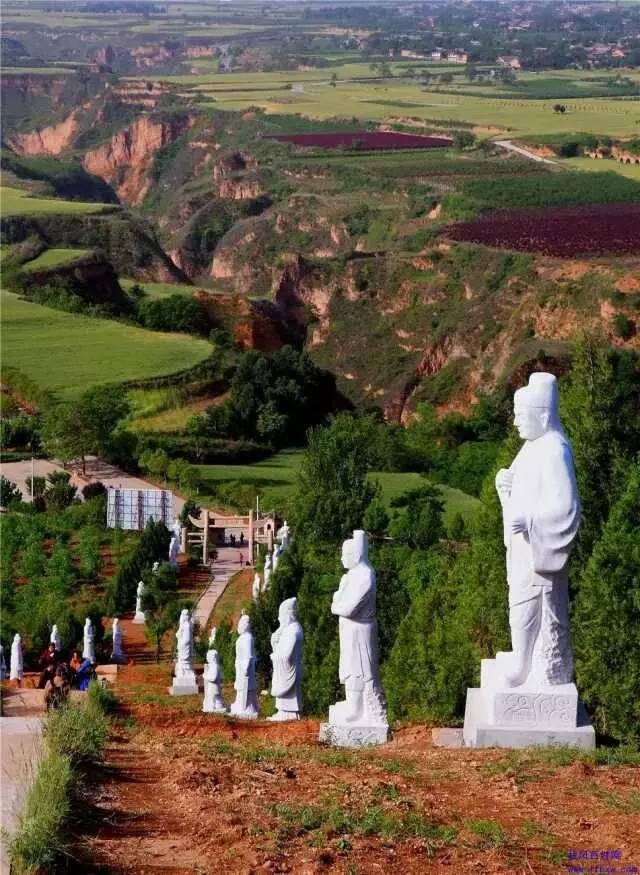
234,631 -> 256,707
333,564 -> 379,687
10,640 -> 23,680
505,429 -> 580,606
270,621 -> 303,711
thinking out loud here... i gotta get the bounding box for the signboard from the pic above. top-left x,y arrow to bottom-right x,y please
106,487 -> 173,531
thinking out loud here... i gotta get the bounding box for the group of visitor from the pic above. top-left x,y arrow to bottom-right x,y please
37,642 -> 97,707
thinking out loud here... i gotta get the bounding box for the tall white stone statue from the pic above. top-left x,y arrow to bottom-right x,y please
168,535 -> 180,568
133,580 -> 146,624
172,517 -> 182,540
263,553 -> 273,590
276,520 -> 291,549
50,624 -> 62,652
268,597 -> 303,721
0,644 -> 7,681
252,573 -> 262,601
320,530 -> 389,747
202,646 -> 227,714
82,618 -> 95,662
463,372 -> 595,749
208,626 -> 218,648
229,613 -> 258,719
170,609 -> 197,695
110,618 -> 126,664
10,633 -> 23,683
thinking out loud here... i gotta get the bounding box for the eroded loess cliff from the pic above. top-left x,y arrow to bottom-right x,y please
83,114 -> 194,206
7,111 -> 79,156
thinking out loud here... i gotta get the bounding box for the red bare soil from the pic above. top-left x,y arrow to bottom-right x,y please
75,651 -> 640,874
263,131 -> 452,150
445,203 -> 640,257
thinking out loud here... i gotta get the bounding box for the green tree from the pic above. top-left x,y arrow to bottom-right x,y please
573,461 -> 640,744
43,471 -> 77,510
0,476 -> 22,508
139,448 -> 170,483
453,130 -> 476,151
143,562 -> 180,660
293,414 -> 379,541
388,484 -> 445,550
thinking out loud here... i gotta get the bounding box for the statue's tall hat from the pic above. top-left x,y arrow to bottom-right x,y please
515,372 -> 559,411
352,529 -> 368,561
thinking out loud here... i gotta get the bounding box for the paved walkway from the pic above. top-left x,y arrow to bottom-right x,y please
192,546 -> 244,631
494,139 -> 557,164
0,689 -> 45,875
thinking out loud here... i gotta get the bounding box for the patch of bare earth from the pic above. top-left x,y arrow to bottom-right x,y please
75,652 -> 640,874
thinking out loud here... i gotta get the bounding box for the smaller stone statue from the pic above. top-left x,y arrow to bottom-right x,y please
263,553 -> 273,590
111,618 -> 126,664
272,543 -> 283,571
202,649 -> 226,714
0,644 -> 8,681
50,624 -> 62,652
152,561 -> 160,575
268,597 -> 303,721
208,626 -> 218,648
82,618 -> 95,662
229,613 -> 258,719
168,535 -> 180,568
170,609 -> 197,695
276,520 -> 291,549
319,530 -> 389,747
172,517 -> 182,540
252,573 -> 262,601
133,580 -> 146,624
10,633 -> 23,684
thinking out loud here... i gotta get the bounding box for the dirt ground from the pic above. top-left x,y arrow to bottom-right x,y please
72,625 -> 640,875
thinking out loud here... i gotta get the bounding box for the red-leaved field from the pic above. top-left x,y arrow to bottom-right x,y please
263,131 -> 452,150
446,203 -> 640,256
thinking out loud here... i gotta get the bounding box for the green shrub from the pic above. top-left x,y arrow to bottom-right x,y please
8,751 -> 73,875
46,695 -> 109,766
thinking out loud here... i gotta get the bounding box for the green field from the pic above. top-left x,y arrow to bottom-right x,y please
196,450 -> 480,523
120,277 -> 198,299
22,248 -> 91,271
0,291 -> 212,401
559,156 -> 640,181
0,186 -> 110,217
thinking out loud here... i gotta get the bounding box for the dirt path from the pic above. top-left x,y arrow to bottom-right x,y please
494,139 -> 558,165
192,546 -> 241,632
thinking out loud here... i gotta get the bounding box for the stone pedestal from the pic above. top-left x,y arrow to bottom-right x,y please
168,670 -> 198,696
132,611 -> 146,625
320,702 -> 390,748
463,657 -> 595,749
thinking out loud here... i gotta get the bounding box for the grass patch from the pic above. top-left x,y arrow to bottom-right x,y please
273,801 -> 457,844
46,684 -> 110,766
120,277 -> 199,299
465,818 -> 507,848
482,744 -> 640,781
0,290 -> 211,401
0,185 -> 109,217
8,751 -> 73,875
379,757 -> 417,777
21,247 -> 91,272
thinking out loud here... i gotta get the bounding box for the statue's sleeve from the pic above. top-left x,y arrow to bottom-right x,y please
332,571 -> 373,618
528,440 -> 580,577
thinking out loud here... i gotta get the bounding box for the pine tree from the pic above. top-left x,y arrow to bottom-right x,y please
573,461 -> 640,744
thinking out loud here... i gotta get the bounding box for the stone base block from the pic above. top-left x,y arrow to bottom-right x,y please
168,679 -> 198,696
319,722 -> 390,748
463,688 -> 595,749
132,614 -> 146,625
432,728 -> 464,748
229,709 -> 258,720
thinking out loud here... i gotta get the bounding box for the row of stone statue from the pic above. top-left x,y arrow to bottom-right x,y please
1,618 -> 126,683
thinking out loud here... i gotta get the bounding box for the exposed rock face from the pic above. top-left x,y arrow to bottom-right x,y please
83,114 -> 193,205
22,253 -> 128,312
194,291 -> 285,352
212,152 -> 262,200
7,111 -> 78,156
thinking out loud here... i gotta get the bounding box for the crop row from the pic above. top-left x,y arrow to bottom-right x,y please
263,131 -> 452,150
445,203 -> 640,257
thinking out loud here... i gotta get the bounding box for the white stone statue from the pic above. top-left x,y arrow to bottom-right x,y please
0,644 -> 7,681
319,530 -> 389,747
252,573 -> 262,601
268,597 -> 303,721
168,535 -> 180,568
229,613 -> 258,719
10,633 -> 23,683
276,520 -> 291,549
202,649 -> 226,714
152,561 -> 160,575
172,517 -> 182,540
50,624 -> 62,652
263,553 -> 273,590
170,609 -> 197,695
110,618 -> 125,664
208,626 -> 218,648
272,543 -> 283,571
133,580 -> 146,624
82,618 -> 95,662
463,372 -> 594,749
